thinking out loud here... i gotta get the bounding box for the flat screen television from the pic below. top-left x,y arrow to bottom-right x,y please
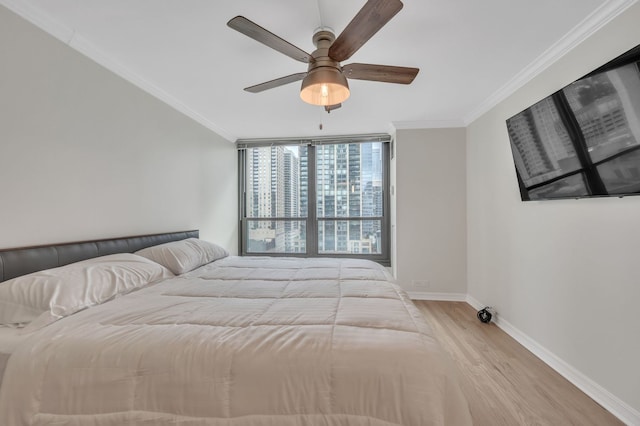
506,43 -> 640,201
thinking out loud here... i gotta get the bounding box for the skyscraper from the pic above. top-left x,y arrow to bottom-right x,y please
247,146 -> 304,253
247,142 -> 382,254
507,98 -> 575,186
316,142 -> 382,254
283,149 -> 300,252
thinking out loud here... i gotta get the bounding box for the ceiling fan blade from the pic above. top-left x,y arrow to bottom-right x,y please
342,63 -> 418,84
228,16 -> 312,63
324,103 -> 342,113
329,0 -> 403,62
244,72 -> 307,93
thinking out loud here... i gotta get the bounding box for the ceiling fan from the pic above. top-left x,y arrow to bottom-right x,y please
227,0 -> 419,112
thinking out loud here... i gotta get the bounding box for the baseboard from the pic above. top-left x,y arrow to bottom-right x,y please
407,291 -> 467,301
465,295 -> 640,426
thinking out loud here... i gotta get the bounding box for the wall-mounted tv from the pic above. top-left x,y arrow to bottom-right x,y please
506,44 -> 640,201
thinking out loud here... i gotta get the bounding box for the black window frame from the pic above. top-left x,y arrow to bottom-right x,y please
237,134 -> 391,266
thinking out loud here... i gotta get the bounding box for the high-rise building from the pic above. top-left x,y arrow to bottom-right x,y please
247,142 -> 382,254
564,68 -> 640,158
317,143 -> 382,254
507,98 -> 575,186
283,149 -> 300,252
247,146 -> 304,253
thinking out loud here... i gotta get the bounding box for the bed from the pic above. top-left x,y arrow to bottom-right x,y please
0,231 -> 471,425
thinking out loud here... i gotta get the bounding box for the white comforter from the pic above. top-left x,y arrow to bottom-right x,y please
0,257 -> 471,425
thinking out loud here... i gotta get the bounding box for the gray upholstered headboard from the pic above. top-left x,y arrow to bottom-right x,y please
0,230 -> 199,283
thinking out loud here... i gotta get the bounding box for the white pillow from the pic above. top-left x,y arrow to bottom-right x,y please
0,253 -> 173,331
135,238 -> 228,274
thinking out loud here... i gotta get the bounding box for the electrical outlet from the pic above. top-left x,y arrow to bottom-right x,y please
412,280 -> 430,289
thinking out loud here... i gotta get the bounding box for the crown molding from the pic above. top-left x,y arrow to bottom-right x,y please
3,0 -> 636,138
0,0 -> 72,41
0,0 -> 237,142
463,0 -> 639,126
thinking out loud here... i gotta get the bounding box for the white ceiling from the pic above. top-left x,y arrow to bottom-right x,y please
2,0 -> 630,141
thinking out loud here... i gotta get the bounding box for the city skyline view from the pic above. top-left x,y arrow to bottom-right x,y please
245,142 -> 384,254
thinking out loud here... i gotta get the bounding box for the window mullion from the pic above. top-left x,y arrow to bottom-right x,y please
552,91 -> 607,194
382,141 -> 391,262
307,145 -> 318,256
238,149 -> 247,255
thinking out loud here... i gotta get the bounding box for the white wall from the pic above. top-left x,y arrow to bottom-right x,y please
0,5 -> 238,251
393,128 -> 467,296
467,2 -> 640,419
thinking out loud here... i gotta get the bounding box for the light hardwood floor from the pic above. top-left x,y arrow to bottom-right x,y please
414,301 -> 624,426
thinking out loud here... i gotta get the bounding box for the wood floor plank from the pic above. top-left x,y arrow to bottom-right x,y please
414,301 -> 623,426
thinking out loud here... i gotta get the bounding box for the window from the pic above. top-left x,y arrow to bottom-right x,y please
238,135 -> 390,265
244,145 -> 307,254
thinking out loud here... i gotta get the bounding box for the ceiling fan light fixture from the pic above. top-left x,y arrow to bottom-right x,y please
300,67 -> 350,106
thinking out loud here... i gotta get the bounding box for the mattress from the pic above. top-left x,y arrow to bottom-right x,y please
0,256 -> 471,425
0,326 -> 27,389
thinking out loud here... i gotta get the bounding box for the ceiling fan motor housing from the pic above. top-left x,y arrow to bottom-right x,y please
300,30 -> 350,106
